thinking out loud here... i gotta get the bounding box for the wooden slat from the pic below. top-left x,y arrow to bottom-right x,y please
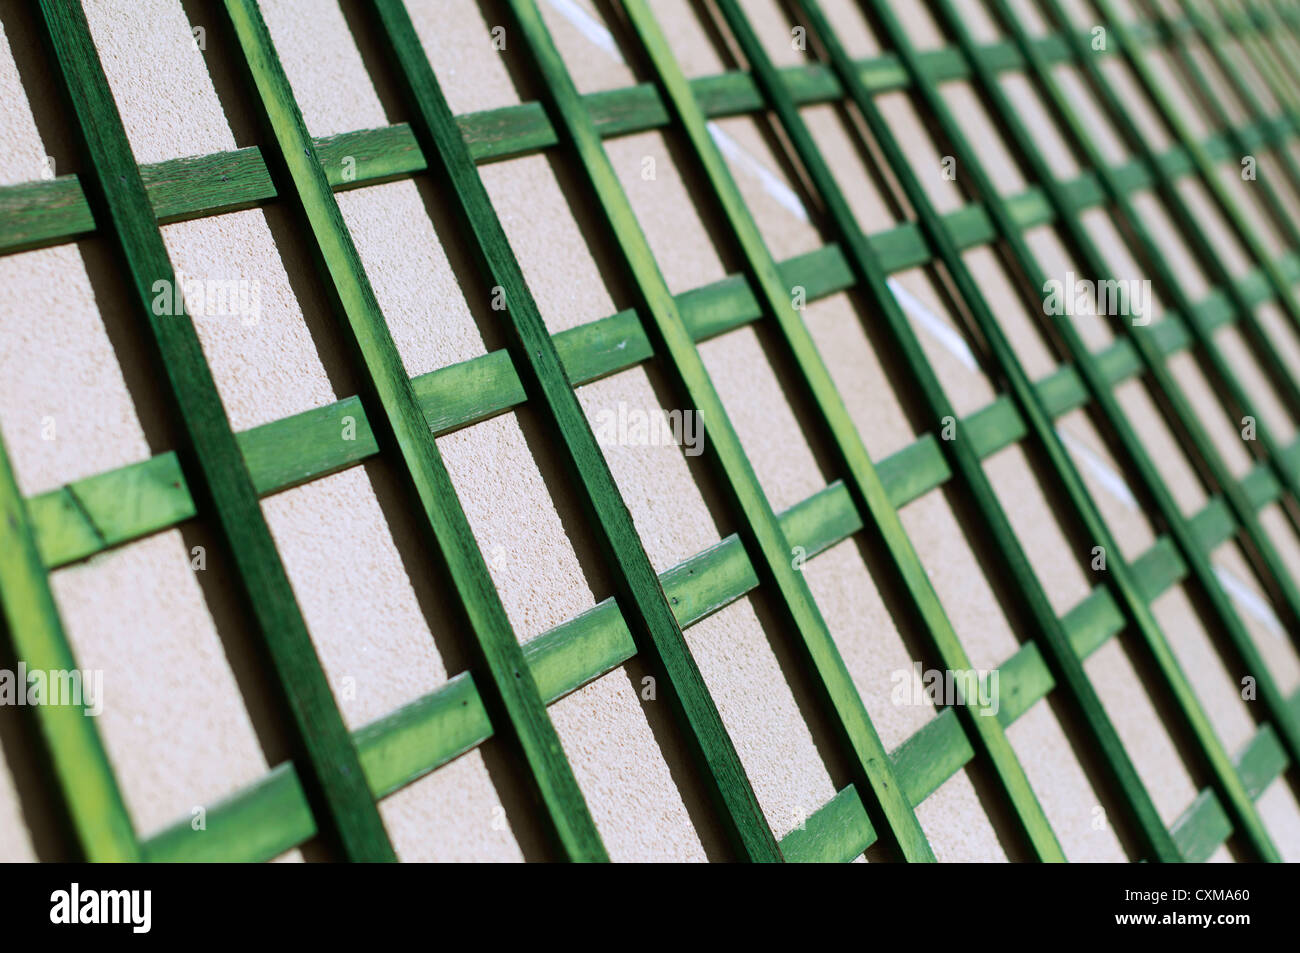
504,0 -> 934,862
138,469 -> 1224,861
626,0 -> 1064,861
220,0 -> 604,862
716,0 -> 1172,859
1175,1 -> 1300,242
1172,723 -> 1291,860
24,261 -> 1253,574
36,0 -> 395,862
797,0 -> 1278,860
6,0 -> 1299,867
0,21 -> 1288,257
928,0 -> 1300,778
1085,0 -> 1300,518
0,431 -> 137,860
778,786 -> 876,862
369,0 -> 779,862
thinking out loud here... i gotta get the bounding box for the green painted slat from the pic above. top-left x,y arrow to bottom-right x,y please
807,570 -> 1290,864
358,671 -> 492,801
1172,790 -> 1236,861
1188,498 -> 1239,553
905,0 -> 1249,860
1241,463 -> 1284,510
371,0 -> 779,862
1213,1 -> 1300,145
779,483 -> 863,559
625,0 -> 1063,861
5,0 -> 1294,863
0,431 -> 137,860
1084,0 -> 1300,518
1173,1 -> 1300,243
1062,589 -> 1128,661
727,0 -> 1173,860
138,465 -> 1213,862
779,786 -> 876,862
138,478 -> 822,861
508,0 -> 934,862
930,0 -> 1300,785
994,0 -> 1300,659
8,242 -> 906,569
877,437 -> 951,508
1267,0 -> 1300,92
1235,723 -> 1290,800
524,608 -> 638,704
1171,722 -> 1291,862
0,175 -> 95,253
821,0 -> 1275,861
1024,0 -> 1300,856
996,642 -> 1056,727
0,149 -> 275,255
1129,539 -> 1189,603
142,764 -> 310,864
141,146 -> 276,223
1095,0 -> 1300,536
1179,0 -> 1300,564
31,452 -> 196,569
964,397 -> 1028,459
890,709 -> 976,807
220,0 -> 604,862
36,0 -> 394,862
26,251 -> 1226,575
0,22 -> 1290,258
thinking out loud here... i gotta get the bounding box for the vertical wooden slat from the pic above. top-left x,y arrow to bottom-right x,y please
0,431 -> 137,860
218,0 -> 606,862
903,0 -> 1300,786
367,0 -> 781,862
805,0 -> 1280,860
707,0 -> 1180,861
1044,0 -> 1300,571
35,0 -> 396,862
621,0 -> 1066,862
746,0 -> 1281,858
505,0 -> 935,861
1092,0 -> 1300,413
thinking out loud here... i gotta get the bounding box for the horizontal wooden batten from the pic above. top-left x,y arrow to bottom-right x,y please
25,220 -> 1298,572
0,19 -> 1277,258
141,445 -> 1295,861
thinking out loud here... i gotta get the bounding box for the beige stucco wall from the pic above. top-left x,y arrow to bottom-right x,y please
0,0 -> 1298,862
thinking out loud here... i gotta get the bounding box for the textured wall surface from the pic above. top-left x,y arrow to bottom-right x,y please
3,0 -> 1300,862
